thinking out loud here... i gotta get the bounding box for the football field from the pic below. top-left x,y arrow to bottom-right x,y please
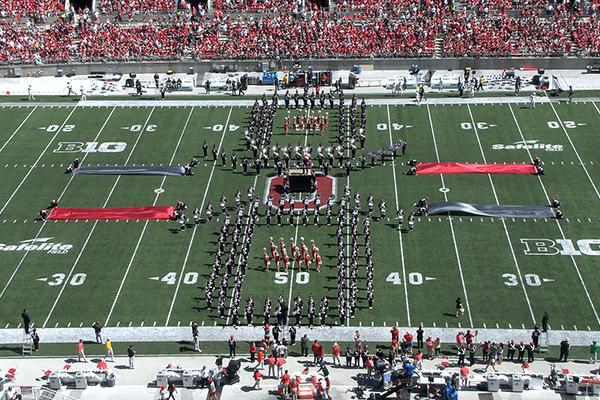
0,97 -> 599,334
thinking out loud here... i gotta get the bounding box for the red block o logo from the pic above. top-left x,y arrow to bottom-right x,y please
264,174 -> 337,210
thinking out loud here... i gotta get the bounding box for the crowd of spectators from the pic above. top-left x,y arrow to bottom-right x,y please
0,0 -> 599,64
0,0 -> 64,18
97,0 -> 175,15
442,11 -> 577,57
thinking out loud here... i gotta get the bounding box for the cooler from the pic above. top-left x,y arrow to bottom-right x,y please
486,373 -> 499,392
511,374 -> 524,392
75,372 -> 88,389
182,371 -> 195,388
156,370 -> 169,387
565,376 -> 579,395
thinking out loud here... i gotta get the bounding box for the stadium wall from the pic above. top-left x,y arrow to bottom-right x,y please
3,58 -> 599,81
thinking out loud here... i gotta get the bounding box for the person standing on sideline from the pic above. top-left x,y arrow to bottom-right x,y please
332,342 -> 341,366
568,86 -> 574,103
167,383 -> 177,400
28,84 -> 35,101
416,325 -> 424,348
105,338 -> 114,362
21,309 -> 31,334
301,334 -> 309,357
228,335 -> 237,358
77,339 -> 87,362
541,312 -> 549,333
253,368 -> 263,390
80,86 -> 87,101
289,325 -> 297,345
192,321 -> 201,352
93,321 -> 103,343
127,345 -> 136,369
529,93 -> 536,109
531,326 -> 541,351
590,341 -> 598,364
31,328 -> 40,351
559,338 -> 570,362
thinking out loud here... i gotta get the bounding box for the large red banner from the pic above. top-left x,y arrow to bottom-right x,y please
48,206 -> 175,220
416,162 -> 537,175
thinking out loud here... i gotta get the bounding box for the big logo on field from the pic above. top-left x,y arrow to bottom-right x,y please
53,142 -> 127,153
492,140 -> 563,152
0,237 -> 73,254
521,238 -> 600,256
264,174 -> 336,210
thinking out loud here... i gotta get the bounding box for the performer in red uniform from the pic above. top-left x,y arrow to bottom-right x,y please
263,248 -> 271,271
274,250 -> 281,271
283,252 -> 290,273
315,252 -> 322,273
295,250 -> 302,271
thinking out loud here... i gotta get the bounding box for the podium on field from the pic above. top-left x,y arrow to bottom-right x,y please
287,168 -> 316,193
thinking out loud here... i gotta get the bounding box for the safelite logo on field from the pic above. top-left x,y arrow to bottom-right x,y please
492,140 -> 563,152
0,237 -> 73,254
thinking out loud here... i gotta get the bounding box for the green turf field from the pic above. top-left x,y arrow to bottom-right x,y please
0,98 -> 599,333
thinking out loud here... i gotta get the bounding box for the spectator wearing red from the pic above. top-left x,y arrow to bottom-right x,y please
332,342 -> 341,366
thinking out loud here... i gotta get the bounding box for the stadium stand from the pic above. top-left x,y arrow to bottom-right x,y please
0,0 -> 598,64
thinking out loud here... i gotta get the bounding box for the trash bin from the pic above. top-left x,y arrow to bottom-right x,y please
48,374 -> 62,390
511,374 -> 524,392
593,383 -> 600,396
75,372 -> 88,389
182,371 -> 195,388
0,377 -> 4,391
156,370 -> 169,387
486,373 -> 500,392
105,372 -> 116,387
565,376 -> 579,395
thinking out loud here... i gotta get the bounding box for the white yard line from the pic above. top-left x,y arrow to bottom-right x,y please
345,105 -> 351,327
286,106 -> 311,316
0,107 -> 116,302
426,104 -> 474,328
225,106 -> 268,326
508,104 -> 600,326
466,104 -> 535,324
225,173 -> 259,326
592,101 -> 600,118
0,106 -> 78,216
104,107 -> 194,326
165,107 -> 232,326
42,107 -> 155,327
386,105 -> 411,326
545,93 -> 599,199
0,106 -> 37,153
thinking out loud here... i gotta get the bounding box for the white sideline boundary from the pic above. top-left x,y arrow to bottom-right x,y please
0,96 -> 572,109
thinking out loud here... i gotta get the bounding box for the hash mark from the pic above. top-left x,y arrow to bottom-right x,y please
54,323 -> 58,328
508,323 -> 512,329
521,324 -> 525,329
79,322 -> 83,328
116,322 -> 120,327
483,323 -> 487,328
140,321 -> 144,327
128,322 -> 132,327
4,323 -> 9,329
67,322 -> 71,327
